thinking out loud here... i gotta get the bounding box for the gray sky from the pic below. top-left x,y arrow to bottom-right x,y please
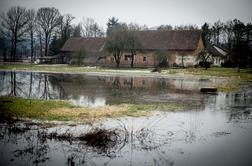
0,0 -> 251,29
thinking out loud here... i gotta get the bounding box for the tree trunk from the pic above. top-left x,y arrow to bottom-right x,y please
116,60 -> 120,68
181,55 -> 185,68
10,39 -> 14,62
13,37 -> 17,62
237,52 -> 240,72
3,40 -> 7,61
30,31 -> 34,63
45,34 -> 48,57
114,51 -> 120,68
130,50 -> 134,68
29,72 -> 33,98
10,72 -> 16,96
39,34 -> 43,57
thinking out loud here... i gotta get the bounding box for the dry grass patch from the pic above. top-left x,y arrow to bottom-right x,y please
48,104 -> 150,122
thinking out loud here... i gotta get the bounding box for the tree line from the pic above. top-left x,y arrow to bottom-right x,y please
201,20 -> 252,70
0,6 -> 105,62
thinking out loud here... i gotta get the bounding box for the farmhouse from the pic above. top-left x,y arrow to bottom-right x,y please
60,30 -> 205,67
203,39 -> 228,66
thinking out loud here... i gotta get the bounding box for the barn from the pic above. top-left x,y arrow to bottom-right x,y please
60,30 -> 204,67
60,37 -> 105,65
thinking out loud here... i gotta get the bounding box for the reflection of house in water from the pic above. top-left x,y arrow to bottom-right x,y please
0,71 -> 206,106
104,77 -> 156,89
70,95 -> 106,107
104,76 -> 212,92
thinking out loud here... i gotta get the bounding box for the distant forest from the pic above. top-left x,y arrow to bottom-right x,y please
0,6 -> 251,68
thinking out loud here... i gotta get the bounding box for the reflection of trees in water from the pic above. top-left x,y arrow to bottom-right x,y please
0,72 -> 64,100
228,108 -> 252,124
0,122 -> 50,165
101,76 -> 202,105
205,91 -> 252,124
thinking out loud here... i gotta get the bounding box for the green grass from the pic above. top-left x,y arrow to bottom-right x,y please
0,97 -> 74,121
0,97 -> 188,122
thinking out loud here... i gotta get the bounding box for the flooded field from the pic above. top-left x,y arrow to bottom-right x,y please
0,71 -> 252,166
0,71 -> 225,106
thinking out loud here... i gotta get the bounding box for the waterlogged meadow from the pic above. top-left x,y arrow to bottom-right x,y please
0,71 -> 251,166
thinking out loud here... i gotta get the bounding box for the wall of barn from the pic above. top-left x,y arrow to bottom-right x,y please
172,36 -> 204,67
104,40 -> 203,68
64,36 -> 204,68
105,51 -> 158,68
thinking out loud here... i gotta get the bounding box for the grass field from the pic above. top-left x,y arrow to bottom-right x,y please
0,97 -> 187,122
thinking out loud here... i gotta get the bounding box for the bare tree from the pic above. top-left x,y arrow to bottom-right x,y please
36,7 -> 61,57
174,24 -> 198,30
59,14 -> 75,43
105,25 -> 128,68
91,23 -> 104,37
124,31 -> 142,68
72,23 -> 82,37
197,49 -> 212,70
36,27 -> 44,58
26,9 -> 37,62
0,31 -> 8,61
82,17 -> 104,37
232,19 -> 245,72
211,20 -> 224,45
157,24 -> 173,31
156,49 -> 168,67
0,6 -> 29,61
127,22 -> 149,31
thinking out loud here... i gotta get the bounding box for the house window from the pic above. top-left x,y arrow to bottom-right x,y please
143,56 -> 147,62
124,54 -> 131,61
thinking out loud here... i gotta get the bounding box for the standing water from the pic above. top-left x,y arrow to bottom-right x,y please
0,71 -> 251,166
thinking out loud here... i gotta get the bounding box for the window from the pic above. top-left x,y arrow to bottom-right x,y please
143,56 -> 147,62
124,54 -> 131,61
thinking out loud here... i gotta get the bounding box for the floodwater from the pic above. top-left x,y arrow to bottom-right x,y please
0,71 -> 224,107
0,71 -> 252,166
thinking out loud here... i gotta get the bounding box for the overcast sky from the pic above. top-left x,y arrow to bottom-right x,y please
0,0 -> 251,29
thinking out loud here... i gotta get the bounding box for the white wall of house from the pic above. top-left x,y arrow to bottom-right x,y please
211,56 -> 224,66
175,55 -> 198,67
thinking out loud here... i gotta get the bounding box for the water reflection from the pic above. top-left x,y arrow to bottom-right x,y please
69,95 -> 106,107
0,71 -> 218,107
